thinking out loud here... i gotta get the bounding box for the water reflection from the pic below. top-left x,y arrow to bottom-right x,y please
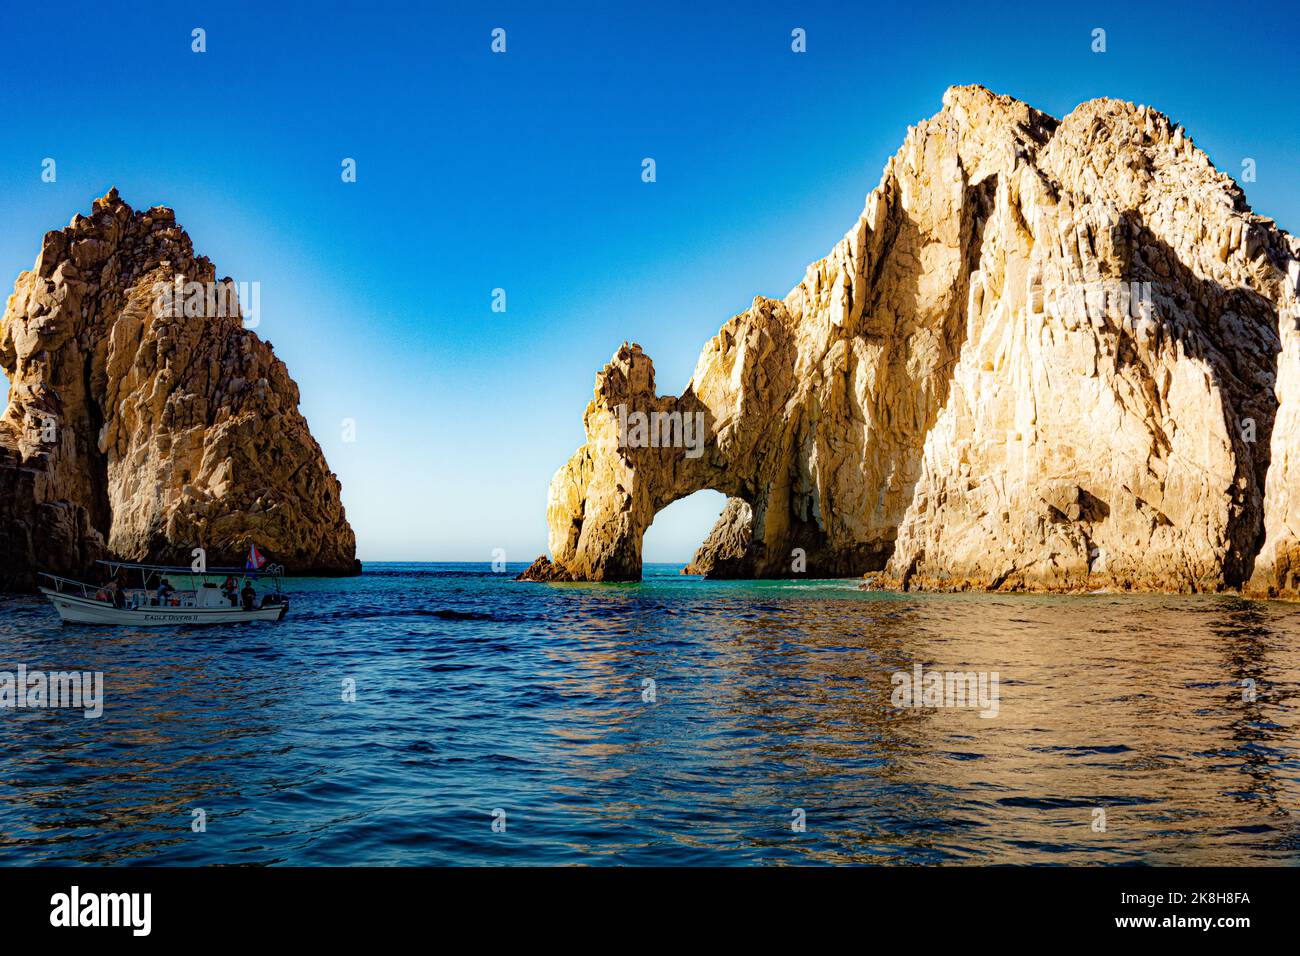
2,568 -> 1299,864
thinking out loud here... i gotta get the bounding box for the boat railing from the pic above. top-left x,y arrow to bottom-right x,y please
124,589 -> 219,610
41,565 -> 286,607
38,572 -> 106,601
40,575 -> 203,607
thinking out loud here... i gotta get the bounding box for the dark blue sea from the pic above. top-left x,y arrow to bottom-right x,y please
3,562 -> 1300,865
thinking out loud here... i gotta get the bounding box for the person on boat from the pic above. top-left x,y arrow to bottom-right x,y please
156,578 -> 176,606
110,579 -> 127,610
222,575 -> 239,606
240,579 -> 257,611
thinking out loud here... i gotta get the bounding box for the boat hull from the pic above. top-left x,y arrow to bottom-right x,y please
40,589 -> 287,626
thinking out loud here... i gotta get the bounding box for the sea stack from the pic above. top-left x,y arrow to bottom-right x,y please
0,189 -> 358,590
521,85 -> 1300,596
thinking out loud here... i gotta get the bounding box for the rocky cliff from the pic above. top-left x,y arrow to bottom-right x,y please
0,189 -> 358,590
521,86 -> 1300,596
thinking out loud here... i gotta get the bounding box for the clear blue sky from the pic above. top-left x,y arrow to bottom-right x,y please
1,1 -> 1297,563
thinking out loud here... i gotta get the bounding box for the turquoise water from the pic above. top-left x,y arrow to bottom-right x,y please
2,562 -> 1300,864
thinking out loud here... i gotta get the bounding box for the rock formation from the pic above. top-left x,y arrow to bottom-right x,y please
521,86 -> 1300,595
1249,254 -> 1300,599
0,189 -> 358,590
683,497 -> 752,576
516,553 -> 575,582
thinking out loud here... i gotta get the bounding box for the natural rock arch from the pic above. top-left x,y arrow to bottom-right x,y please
523,87 -> 1047,583
522,86 -> 1300,594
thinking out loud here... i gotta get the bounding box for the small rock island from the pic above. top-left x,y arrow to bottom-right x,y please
0,189 -> 358,590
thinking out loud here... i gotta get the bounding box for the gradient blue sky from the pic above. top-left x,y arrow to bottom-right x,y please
1,1 -> 1297,563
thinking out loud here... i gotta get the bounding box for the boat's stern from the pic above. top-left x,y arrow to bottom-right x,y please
39,587 -> 128,625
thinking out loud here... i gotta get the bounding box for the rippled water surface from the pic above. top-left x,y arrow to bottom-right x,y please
3,563 -> 1300,865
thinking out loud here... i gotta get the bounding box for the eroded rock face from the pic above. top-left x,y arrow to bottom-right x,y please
1247,248 -> 1300,599
524,86 -> 1299,594
515,554 -> 575,582
886,93 -> 1290,593
0,189 -> 358,590
683,498 -> 752,577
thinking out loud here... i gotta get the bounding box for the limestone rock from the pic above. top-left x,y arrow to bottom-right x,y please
0,189 -> 358,590
683,498 -> 753,576
1246,238 -> 1300,599
886,93 -> 1289,593
531,87 -> 1299,595
515,554 -> 575,582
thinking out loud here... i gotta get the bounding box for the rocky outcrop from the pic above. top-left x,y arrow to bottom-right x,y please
1247,253 -> 1300,598
885,93 -> 1290,593
0,189 -> 358,590
523,86 -> 1300,595
682,498 -> 753,576
515,554 -> 575,582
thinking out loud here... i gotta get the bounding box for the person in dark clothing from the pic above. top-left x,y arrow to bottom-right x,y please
110,580 -> 126,609
156,578 -> 176,606
240,580 -> 257,611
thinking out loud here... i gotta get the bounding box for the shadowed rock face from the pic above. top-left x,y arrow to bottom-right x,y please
683,498 -> 752,577
0,189 -> 358,590
522,85 -> 1300,594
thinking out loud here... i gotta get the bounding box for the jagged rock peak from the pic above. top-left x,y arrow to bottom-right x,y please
0,190 -> 359,589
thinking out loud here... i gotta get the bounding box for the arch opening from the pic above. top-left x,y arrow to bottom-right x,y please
641,488 -> 728,572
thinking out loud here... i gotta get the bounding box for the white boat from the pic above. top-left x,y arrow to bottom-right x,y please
40,560 -> 289,626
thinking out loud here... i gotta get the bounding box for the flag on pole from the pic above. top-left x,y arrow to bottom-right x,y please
245,544 -> 267,571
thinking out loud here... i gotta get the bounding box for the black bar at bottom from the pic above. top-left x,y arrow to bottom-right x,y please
0,866 -> 1289,942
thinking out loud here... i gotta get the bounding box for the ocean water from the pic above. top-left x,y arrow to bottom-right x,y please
2,562 -> 1300,866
